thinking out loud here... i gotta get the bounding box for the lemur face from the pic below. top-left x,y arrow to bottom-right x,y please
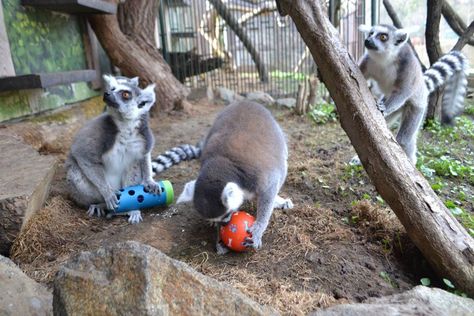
102,75 -> 156,120
359,24 -> 409,56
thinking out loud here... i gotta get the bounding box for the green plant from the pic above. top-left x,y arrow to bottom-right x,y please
308,102 -> 337,124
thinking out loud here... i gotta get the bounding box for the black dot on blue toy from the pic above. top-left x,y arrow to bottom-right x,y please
128,190 -> 135,196
137,195 -> 144,203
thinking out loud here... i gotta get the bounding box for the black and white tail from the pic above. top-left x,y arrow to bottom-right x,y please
423,50 -> 469,124
151,144 -> 201,176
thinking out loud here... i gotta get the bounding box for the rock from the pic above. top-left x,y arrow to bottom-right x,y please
0,134 -> 57,255
245,91 -> 275,105
0,255 -> 52,315
275,98 -> 296,108
215,86 -> 244,104
311,286 -> 474,316
53,241 -> 276,316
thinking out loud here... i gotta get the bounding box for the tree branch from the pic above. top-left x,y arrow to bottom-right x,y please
452,20 -> 474,51
442,1 -> 474,46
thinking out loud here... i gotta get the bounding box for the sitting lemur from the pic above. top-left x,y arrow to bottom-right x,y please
65,75 -> 160,224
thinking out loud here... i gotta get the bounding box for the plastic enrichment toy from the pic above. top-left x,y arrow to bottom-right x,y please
219,211 -> 255,252
114,180 -> 174,213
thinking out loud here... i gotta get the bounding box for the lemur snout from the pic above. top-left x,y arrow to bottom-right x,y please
364,38 -> 377,50
103,92 -> 118,107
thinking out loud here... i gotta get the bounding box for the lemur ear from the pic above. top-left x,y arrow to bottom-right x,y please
102,74 -> 118,87
130,77 -> 140,86
177,180 -> 196,204
144,83 -> 156,93
221,182 -> 244,211
358,24 -> 372,33
394,30 -> 409,45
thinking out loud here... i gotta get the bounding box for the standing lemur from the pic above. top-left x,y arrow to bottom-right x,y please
172,100 -> 293,253
65,75 -> 160,224
355,24 -> 468,164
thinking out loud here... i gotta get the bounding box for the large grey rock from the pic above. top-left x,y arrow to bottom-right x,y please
215,86 -> 244,104
275,98 -> 296,108
53,241 -> 276,316
0,255 -> 52,315
311,285 -> 474,316
245,91 -> 275,105
0,134 -> 57,255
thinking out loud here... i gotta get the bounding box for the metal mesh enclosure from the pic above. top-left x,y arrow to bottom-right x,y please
158,0 -> 366,97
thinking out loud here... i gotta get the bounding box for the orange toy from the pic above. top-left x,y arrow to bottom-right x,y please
219,211 -> 255,252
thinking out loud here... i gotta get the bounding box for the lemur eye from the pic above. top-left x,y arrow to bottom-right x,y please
379,34 -> 388,42
121,91 -> 131,100
138,101 -> 147,108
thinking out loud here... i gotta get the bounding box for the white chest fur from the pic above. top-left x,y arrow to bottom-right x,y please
102,123 -> 146,189
367,60 -> 398,95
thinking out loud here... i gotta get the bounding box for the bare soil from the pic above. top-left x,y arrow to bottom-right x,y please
5,96 -> 431,315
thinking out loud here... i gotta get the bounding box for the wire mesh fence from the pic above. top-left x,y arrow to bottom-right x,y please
158,0 -> 366,98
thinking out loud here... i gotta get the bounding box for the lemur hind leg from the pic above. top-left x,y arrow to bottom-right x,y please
66,163 -> 104,217
273,195 -> 294,209
395,102 -> 425,164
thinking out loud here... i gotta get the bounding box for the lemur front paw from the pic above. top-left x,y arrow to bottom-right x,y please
142,180 -> 161,195
216,241 -> 230,255
243,222 -> 265,250
128,210 -> 143,224
87,204 -> 105,217
104,192 -> 119,211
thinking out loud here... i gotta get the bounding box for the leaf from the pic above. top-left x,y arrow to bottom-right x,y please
450,207 -> 463,215
443,278 -> 455,289
420,278 -> 431,286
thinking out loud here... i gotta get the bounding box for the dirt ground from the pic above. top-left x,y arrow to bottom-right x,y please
5,96 -> 434,315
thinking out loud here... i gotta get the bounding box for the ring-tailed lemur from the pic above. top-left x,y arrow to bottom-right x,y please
354,24 -> 468,164
175,100 -> 294,254
65,75 -> 160,224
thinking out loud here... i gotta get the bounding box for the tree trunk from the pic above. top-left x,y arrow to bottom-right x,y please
87,0 -> 190,114
207,0 -> 269,82
275,0 -> 474,296
452,21 -> 474,51
425,0 -> 444,122
442,1 -> 474,47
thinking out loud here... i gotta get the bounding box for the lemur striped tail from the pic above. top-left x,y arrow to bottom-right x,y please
423,50 -> 469,124
152,144 -> 201,175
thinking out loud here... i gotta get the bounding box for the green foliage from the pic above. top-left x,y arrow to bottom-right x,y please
3,0 -> 87,75
420,278 -> 431,286
379,271 -> 398,288
308,102 -> 337,124
270,70 -> 308,81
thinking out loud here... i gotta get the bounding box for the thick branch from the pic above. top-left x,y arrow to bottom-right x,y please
87,12 -> 189,113
425,0 -> 444,121
452,21 -> 474,51
276,0 -> 474,296
207,0 -> 269,82
442,1 -> 474,46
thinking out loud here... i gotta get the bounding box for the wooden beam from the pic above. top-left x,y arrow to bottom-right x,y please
0,70 -> 97,92
21,0 -> 117,15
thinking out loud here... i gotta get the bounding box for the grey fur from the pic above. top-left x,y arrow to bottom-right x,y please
176,100 -> 293,252
357,24 -> 468,163
65,75 -> 159,224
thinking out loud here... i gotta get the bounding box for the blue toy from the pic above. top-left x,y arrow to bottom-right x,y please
114,180 -> 174,213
